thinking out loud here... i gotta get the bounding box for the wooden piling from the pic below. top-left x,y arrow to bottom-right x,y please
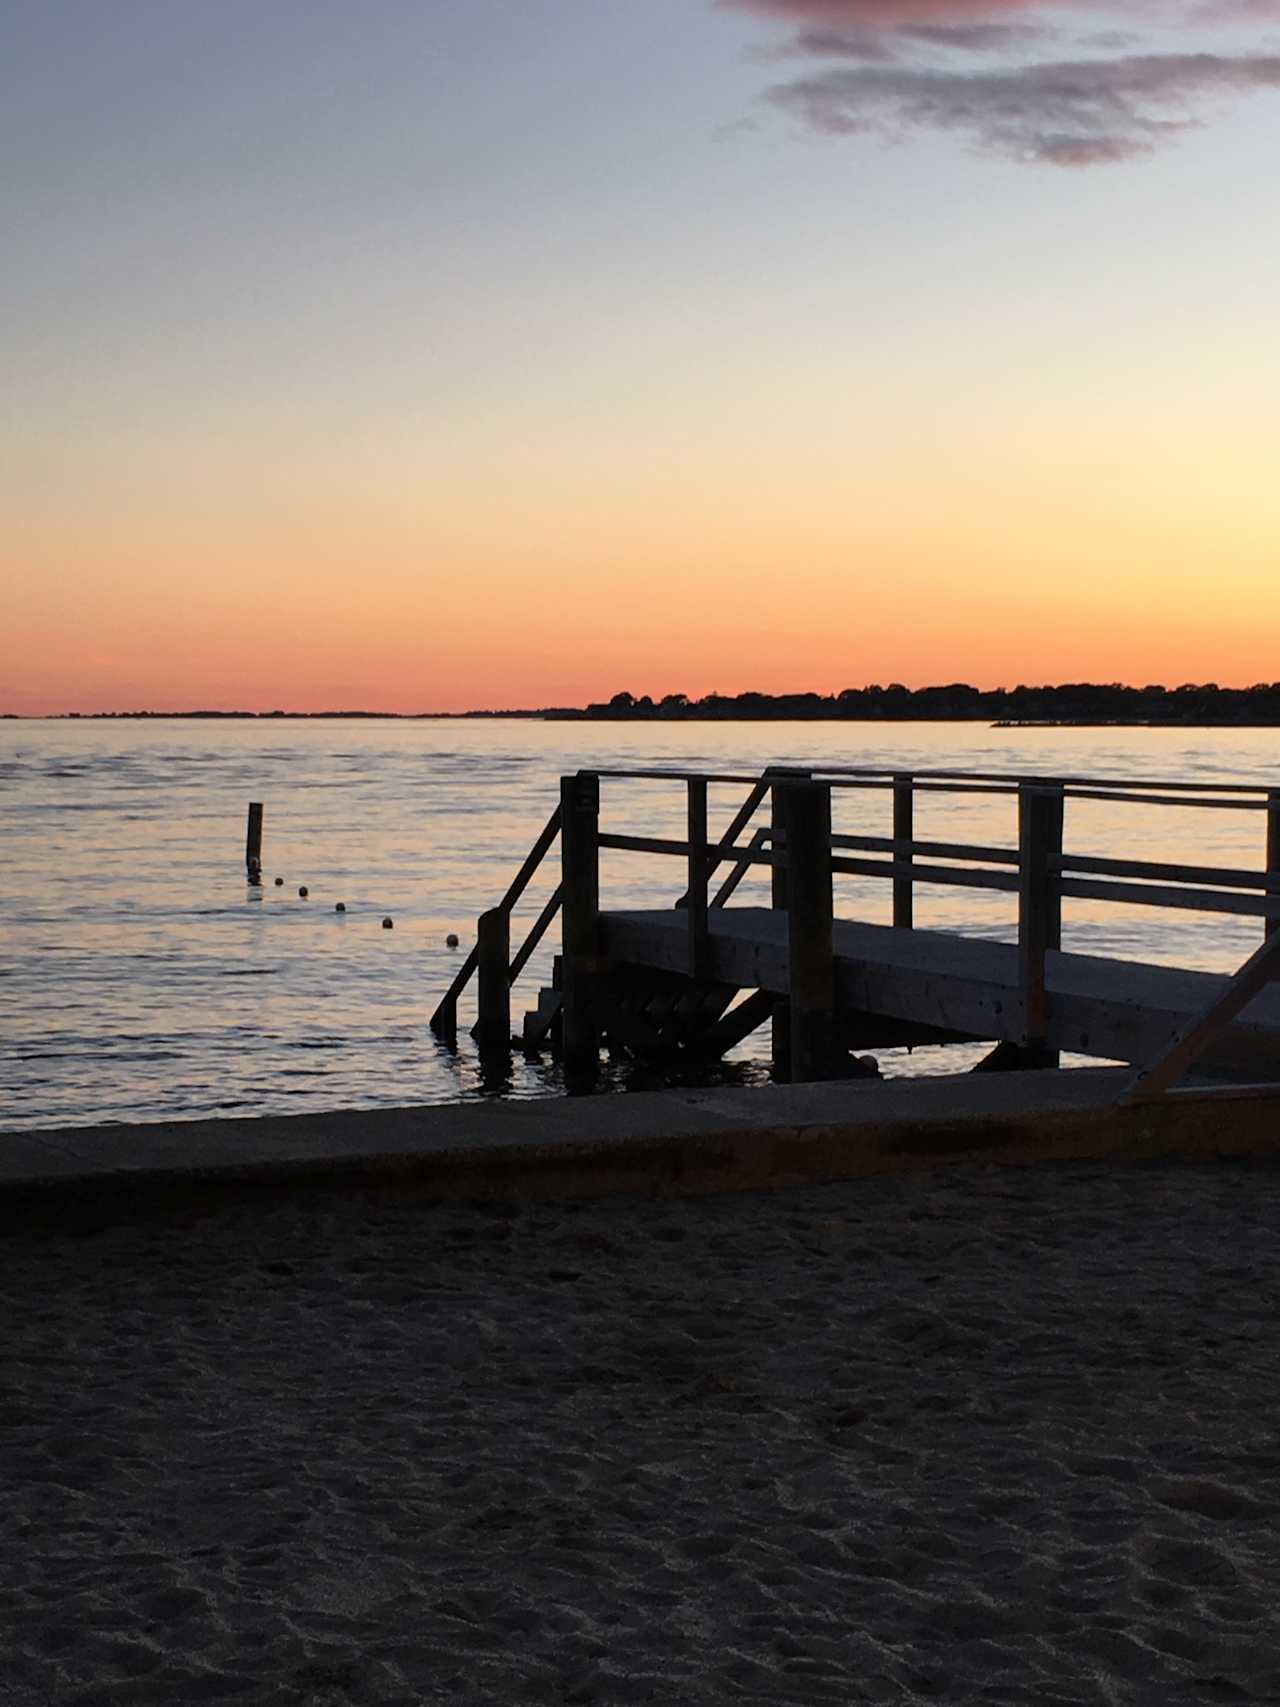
560,771 -> 601,1071
245,802 -> 263,880
779,779 -> 835,1082
1018,783 -> 1063,1060
686,778 -> 709,980
892,774 -> 913,929
1266,791 -> 1280,939
769,767 -> 809,1078
472,907 -> 511,1053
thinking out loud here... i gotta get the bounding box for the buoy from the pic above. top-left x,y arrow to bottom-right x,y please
299,886 -> 309,898
274,877 -> 284,887
382,916 -> 394,929
446,932 -> 459,948
335,902 -> 346,913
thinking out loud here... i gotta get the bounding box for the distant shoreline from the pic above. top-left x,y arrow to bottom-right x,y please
7,681 -> 1280,727
7,712 -> 1280,729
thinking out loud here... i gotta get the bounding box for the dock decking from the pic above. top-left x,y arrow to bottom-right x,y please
600,907 -> 1280,1081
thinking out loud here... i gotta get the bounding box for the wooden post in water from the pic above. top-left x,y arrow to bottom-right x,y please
686,777 -> 709,980
472,907 -> 511,1054
892,773 -> 914,929
1018,783 -> 1064,1063
779,778 -> 835,1082
245,802 -> 263,881
1266,791 -> 1280,940
560,770 -> 601,1071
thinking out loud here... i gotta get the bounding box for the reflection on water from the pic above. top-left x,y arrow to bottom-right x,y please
2,719 -> 1276,1130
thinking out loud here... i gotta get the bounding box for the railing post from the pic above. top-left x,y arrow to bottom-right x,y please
1266,791 -> 1280,939
560,770 -> 600,1071
1018,783 -> 1064,1058
246,802 -> 263,882
892,774 -> 913,929
472,907 -> 511,1054
686,777 -> 709,979
779,778 -> 835,1082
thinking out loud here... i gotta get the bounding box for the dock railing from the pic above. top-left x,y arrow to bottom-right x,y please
432,764 -> 1280,1083
429,803 -> 564,1047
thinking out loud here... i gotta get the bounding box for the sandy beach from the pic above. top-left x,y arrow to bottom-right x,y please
5,1158 -> 1280,1704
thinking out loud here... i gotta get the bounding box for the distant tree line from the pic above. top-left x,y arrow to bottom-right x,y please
568,683 -> 1280,725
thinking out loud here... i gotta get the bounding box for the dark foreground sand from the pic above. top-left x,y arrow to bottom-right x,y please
5,1159 -> 1280,1705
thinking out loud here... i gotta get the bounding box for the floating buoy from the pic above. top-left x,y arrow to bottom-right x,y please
274,877 -> 284,887
446,932 -> 459,948
382,916 -> 394,929
335,902 -> 346,913
298,886 -> 309,898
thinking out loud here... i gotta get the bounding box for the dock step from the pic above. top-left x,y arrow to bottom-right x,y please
522,986 -> 562,1051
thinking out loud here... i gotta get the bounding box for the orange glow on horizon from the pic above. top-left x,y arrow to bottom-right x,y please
7,312 -> 1279,716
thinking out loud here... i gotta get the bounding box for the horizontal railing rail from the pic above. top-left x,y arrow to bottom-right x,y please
595,761 -> 1276,799
599,831 -> 777,866
1059,852 -> 1280,889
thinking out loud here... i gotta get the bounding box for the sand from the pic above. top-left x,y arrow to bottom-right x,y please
4,1159 -> 1280,1705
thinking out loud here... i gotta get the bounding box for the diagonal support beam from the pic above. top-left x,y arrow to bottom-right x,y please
1122,927 -> 1280,1101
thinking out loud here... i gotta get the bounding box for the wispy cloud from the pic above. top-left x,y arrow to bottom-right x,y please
768,51 -> 1280,162
727,0 -> 1052,24
773,19 -> 1052,58
899,22 -> 1054,50
722,0 -> 1280,162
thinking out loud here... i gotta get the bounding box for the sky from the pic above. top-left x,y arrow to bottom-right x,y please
4,0 -> 1280,714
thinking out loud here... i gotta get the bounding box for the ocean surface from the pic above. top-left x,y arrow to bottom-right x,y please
3,719 -> 1277,1132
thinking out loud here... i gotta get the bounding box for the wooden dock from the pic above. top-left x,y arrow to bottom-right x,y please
431,764 -> 1280,1114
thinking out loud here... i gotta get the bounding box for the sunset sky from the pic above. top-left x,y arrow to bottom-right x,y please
5,0 -> 1280,713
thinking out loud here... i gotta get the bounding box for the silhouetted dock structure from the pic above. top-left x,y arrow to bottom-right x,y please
431,766 -> 1280,1111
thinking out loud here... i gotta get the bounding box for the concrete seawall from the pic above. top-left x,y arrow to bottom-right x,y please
4,1068 -> 1279,1220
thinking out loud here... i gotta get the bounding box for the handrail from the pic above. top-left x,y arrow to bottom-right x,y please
429,805 -> 562,1035
509,883 -> 564,982
599,831 -> 777,866
712,825 -> 770,908
831,855 -> 1019,894
1058,877 -> 1273,918
833,831 -> 1020,865
818,764 -> 1275,795
1059,852 -> 1280,891
1064,787 -> 1266,811
594,762 -> 1274,800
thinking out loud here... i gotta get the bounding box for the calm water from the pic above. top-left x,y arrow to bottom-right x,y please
3,719 -> 1276,1131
